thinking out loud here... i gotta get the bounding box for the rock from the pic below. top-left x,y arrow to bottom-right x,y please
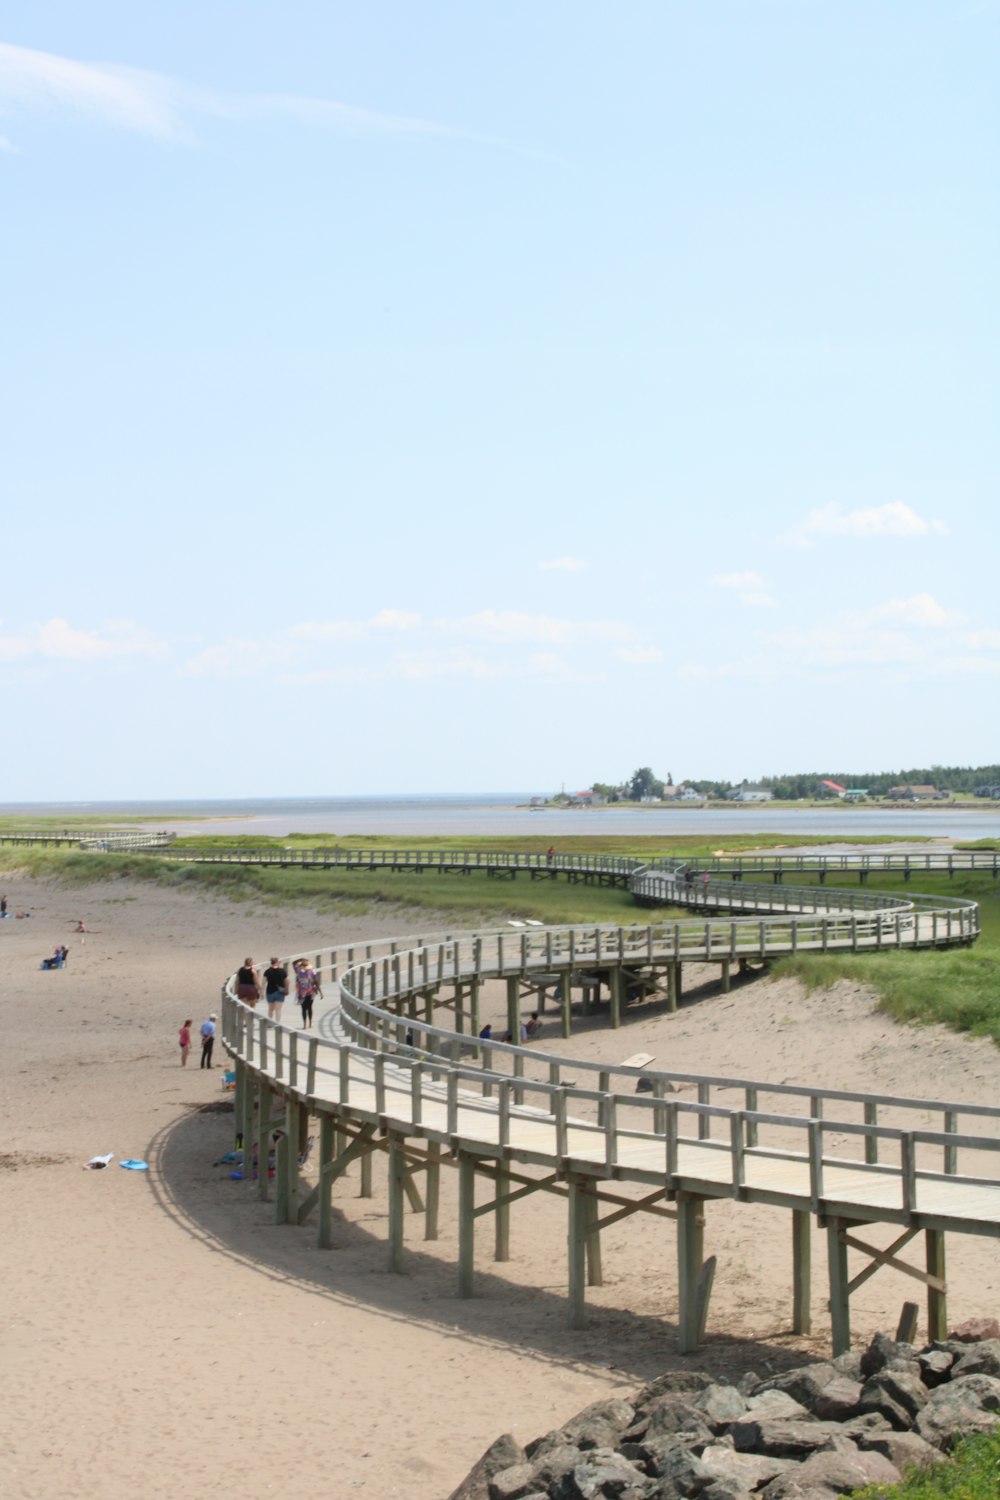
858,1369 -> 928,1430
735,1372 -> 761,1397
759,1475 -> 845,1499
637,1372 -> 718,1405
448,1434 -> 529,1500
729,1419 -> 838,1458
809,1378 -> 862,1423
699,1481 -> 753,1500
563,1400 -> 638,1445
793,1447 -> 901,1493
550,1448 -> 653,1499
918,1349 -> 956,1388
916,1372 -> 1000,1450
642,1445 -> 713,1490
488,1463 -> 540,1500
830,1351 -> 863,1382
757,1364 -> 837,1412
528,1446 -> 588,1490
693,1385 -> 748,1430
858,1332 -> 916,1379
857,1429 -> 944,1471
699,1444 -> 796,1489
628,1399 -> 715,1447
948,1317 -> 1000,1343
636,1430 -> 715,1471
745,1391 -> 815,1422
953,1340 -> 1000,1379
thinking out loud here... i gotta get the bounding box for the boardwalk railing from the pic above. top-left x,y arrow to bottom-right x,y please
219,871 -> 993,1355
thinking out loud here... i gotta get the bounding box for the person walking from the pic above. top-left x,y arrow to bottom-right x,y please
200,1013 -> 217,1069
294,959 -> 321,1029
179,1018 -> 192,1067
264,956 -> 288,1021
235,957 -> 261,1008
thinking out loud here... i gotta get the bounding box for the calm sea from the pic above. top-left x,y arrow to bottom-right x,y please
2,794 -> 999,842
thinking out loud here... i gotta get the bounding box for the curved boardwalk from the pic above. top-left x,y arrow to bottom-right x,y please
220,854 -> 997,1355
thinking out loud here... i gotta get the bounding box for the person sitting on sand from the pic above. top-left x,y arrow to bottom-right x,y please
179,1019 -> 192,1066
478,1023 -> 493,1040
525,1012 -> 542,1038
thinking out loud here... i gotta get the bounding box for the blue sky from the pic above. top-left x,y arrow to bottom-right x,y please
1,2 -> 997,799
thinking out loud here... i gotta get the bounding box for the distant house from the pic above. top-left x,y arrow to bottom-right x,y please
887,784 -> 938,801
728,786 -> 773,803
677,787 -> 704,802
974,784 -> 1000,799
843,789 -> 869,801
571,789 -> 606,806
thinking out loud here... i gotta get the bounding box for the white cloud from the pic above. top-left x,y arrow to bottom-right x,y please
872,594 -> 952,628
0,134 -> 16,153
538,556 -> 590,573
0,616 -> 162,663
617,646 -> 663,665
713,571 -> 770,591
290,610 -> 422,644
445,610 -> 630,646
184,636 -> 291,677
781,501 -> 949,549
963,628 -> 1000,650
0,41 -> 538,156
712,571 -> 777,607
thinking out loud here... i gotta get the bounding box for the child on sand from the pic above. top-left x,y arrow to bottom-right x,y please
179,1019 -> 192,1066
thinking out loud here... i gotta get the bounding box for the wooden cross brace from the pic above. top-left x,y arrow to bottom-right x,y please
842,1227 -> 947,1296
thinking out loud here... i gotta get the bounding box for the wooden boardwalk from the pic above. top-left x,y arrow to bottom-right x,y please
220,865 -> 997,1355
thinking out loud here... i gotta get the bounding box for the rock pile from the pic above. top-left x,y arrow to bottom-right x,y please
448,1322 -> 1000,1500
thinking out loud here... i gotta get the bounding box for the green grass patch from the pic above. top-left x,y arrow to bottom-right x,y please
850,1427 -> 1000,1498
770,872 -> 1000,1045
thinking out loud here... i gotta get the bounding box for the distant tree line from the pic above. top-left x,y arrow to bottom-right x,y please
584,765 -> 1000,801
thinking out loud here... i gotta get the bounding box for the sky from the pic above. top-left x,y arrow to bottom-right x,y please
1,2 -> 997,800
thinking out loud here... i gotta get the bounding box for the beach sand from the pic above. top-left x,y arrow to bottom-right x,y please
1,874 -> 998,1499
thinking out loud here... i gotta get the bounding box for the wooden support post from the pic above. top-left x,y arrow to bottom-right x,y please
360,1147 -> 373,1199
897,1302 -> 919,1343
665,962 -> 677,1012
424,1140 -> 441,1241
458,1152 -> 476,1297
318,1116 -> 335,1249
609,967 -> 623,1029
720,959 -> 731,994
584,1188 -> 603,1286
275,1098 -> 301,1226
506,975 -> 520,1041
677,1193 -> 705,1353
567,1177 -> 587,1329
256,1078 -> 271,1202
387,1133 -> 406,1273
827,1217 -> 851,1356
926,1230 -> 947,1342
494,1160 -> 511,1262
233,1060 -> 246,1150
469,979 -> 481,1039
560,975 -> 572,1038
676,963 -> 683,1004
792,1210 -> 811,1335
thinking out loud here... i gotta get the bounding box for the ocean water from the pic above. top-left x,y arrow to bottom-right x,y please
2,794 -> 999,842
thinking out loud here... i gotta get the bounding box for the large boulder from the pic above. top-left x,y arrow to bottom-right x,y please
858,1368 -> 928,1430
729,1419 -> 840,1458
448,1435 -> 529,1500
792,1446 -> 900,1493
809,1378 -> 863,1423
756,1364 -> 837,1412
692,1385 -> 748,1430
916,1373 -> 1000,1450
948,1317 -> 1000,1343
550,1447 -> 653,1499
857,1428 -> 944,1472
745,1391 -> 815,1423
953,1341 -> 1000,1380
698,1444 -> 796,1490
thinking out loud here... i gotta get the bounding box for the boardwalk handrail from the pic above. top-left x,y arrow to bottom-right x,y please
218,859 -> 993,1353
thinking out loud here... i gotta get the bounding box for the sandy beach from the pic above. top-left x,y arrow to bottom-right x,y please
2,874 -> 998,1500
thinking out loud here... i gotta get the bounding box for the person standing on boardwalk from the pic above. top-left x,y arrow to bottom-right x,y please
235,957 -> 261,1008
294,959 -> 320,1029
179,1019 -> 192,1066
263,956 -> 288,1021
200,1014 -> 217,1069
